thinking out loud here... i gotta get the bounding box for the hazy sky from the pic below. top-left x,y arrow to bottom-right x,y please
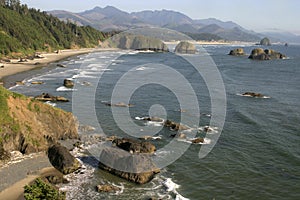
21,0 -> 300,34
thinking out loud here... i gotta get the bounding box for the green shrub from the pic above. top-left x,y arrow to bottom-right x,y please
24,178 -> 66,200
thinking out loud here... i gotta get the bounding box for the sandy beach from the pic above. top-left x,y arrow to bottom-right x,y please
0,48 -> 118,82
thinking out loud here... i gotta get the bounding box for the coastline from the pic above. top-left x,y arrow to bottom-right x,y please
0,47 -> 118,87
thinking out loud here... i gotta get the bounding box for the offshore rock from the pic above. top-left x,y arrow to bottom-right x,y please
63,79 -> 74,88
260,37 -> 271,46
229,48 -> 245,56
98,147 -> 160,184
248,48 -> 286,60
175,41 -> 197,54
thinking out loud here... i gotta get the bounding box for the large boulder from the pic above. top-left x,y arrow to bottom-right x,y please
260,37 -> 271,46
47,144 -> 81,175
112,138 -> 156,154
175,41 -> 197,54
229,48 -> 245,56
98,147 -> 160,184
248,48 -> 286,60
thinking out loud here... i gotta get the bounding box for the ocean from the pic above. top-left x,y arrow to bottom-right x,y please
9,44 -> 300,199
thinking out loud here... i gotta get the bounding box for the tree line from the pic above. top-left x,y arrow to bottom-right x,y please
0,1 -> 109,58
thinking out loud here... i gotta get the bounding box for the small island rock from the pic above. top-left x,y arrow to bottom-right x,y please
175,41 -> 197,54
63,79 -> 74,88
260,37 -> 271,46
229,48 -> 245,56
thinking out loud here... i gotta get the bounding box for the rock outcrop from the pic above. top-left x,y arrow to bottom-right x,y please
260,37 -> 271,46
34,93 -> 69,102
229,48 -> 245,56
248,48 -> 286,60
48,144 -> 81,175
0,86 -> 78,156
175,41 -> 197,54
111,34 -> 169,52
112,138 -> 156,154
98,147 -> 160,184
63,79 -> 74,88
164,119 -> 189,131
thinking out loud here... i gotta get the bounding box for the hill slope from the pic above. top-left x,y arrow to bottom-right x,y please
0,86 -> 78,160
0,3 -> 106,58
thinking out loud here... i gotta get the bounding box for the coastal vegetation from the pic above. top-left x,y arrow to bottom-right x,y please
0,0 -> 107,58
0,85 -> 78,160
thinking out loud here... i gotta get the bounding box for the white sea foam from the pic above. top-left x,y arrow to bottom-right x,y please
56,86 -> 77,92
236,93 -> 271,99
162,178 -> 190,200
45,101 -> 56,107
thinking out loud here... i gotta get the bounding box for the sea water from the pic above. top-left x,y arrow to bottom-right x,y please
10,44 -> 300,199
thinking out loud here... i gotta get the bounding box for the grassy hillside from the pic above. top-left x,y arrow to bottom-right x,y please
0,86 -> 78,159
0,2 -> 107,58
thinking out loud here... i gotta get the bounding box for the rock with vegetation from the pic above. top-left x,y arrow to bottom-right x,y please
112,138 -> 156,154
248,48 -> 286,60
228,48 -> 245,56
63,79 -> 74,88
98,147 -> 160,184
24,178 -> 66,200
110,34 -> 169,52
47,144 -> 81,175
175,41 -> 197,54
260,37 -> 271,46
0,86 -> 78,156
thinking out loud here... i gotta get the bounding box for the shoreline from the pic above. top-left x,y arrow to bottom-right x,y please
0,47 -> 118,87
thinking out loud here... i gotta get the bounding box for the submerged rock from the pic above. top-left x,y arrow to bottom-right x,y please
175,41 -> 197,54
229,48 -> 245,56
191,138 -> 204,144
98,147 -> 160,184
47,144 -> 81,175
104,102 -> 134,107
113,138 -> 156,154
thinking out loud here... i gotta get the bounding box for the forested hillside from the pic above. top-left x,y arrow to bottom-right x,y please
0,0 -> 107,58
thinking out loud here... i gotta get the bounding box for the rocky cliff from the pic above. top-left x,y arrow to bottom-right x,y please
106,34 -> 169,52
0,86 -> 78,159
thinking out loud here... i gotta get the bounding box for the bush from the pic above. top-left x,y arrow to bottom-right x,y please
24,178 -> 66,200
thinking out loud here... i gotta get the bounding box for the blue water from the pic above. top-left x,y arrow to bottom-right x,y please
10,44 -> 300,199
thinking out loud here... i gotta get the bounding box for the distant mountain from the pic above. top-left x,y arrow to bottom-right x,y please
261,31 -> 300,44
49,6 -> 263,42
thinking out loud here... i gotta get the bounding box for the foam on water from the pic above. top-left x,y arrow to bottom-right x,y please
56,86 -> 77,92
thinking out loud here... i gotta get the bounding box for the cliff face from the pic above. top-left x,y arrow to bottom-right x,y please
107,34 -> 169,52
0,86 -> 78,158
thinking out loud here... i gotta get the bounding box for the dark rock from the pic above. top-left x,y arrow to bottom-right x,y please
248,48 -> 286,60
31,81 -> 44,85
57,64 -> 67,68
164,119 -> 189,131
47,144 -> 81,175
242,92 -> 264,98
104,102 -> 134,107
63,79 -> 74,88
96,184 -> 121,193
260,37 -> 271,46
98,147 -> 160,184
191,138 -> 204,144
112,138 -> 156,154
34,93 -> 69,102
175,41 -> 197,54
229,48 -> 245,56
